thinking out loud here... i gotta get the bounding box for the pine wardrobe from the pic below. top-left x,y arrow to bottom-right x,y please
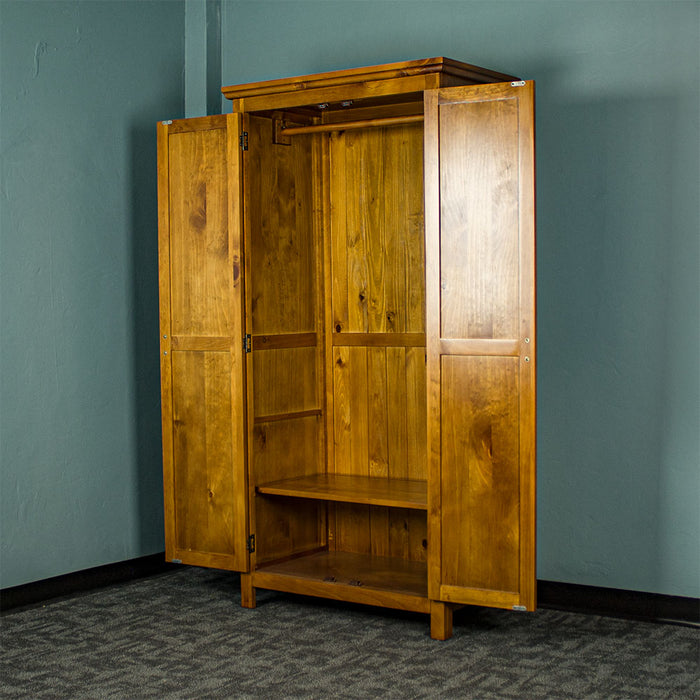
157,57 -> 536,640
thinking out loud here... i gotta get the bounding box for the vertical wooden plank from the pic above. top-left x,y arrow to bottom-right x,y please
365,128 -> 386,334
333,346 -> 370,554
172,350 -> 236,556
517,83 -> 537,611
243,116 -> 326,567
345,131 -> 369,333
430,601 -> 453,641
383,123 -> 425,335
252,417 -> 324,563
405,346 -> 427,481
367,347 -> 389,556
226,111 -> 249,573
387,347 -> 409,559
252,347 -> 318,416
241,112 -> 258,574
440,356 -> 520,592
382,127 -> 401,334
367,347 -> 389,478
172,351 -> 206,550
312,132 -> 329,485
168,127 -> 231,337
438,98 -> 519,341
247,115 -> 315,335
321,132 -> 337,550
386,347 -> 408,480
330,131 -> 349,334
424,88 -> 444,600
403,124 -> 426,334
157,120 -> 175,562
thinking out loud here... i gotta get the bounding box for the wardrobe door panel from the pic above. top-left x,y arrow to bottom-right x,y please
425,82 -> 536,610
158,114 -> 248,571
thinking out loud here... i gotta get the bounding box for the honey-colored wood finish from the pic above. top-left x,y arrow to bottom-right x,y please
255,551 -> 429,611
257,474 -> 427,510
242,116 -> 325,570
158,114 -> 248,571
424,81 -> 536,611
159,59 -> 535,640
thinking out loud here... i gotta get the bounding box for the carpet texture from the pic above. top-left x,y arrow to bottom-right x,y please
1,567 -> 698,698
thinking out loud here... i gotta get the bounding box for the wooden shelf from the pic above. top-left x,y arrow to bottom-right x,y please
256,473 -> 427,510
254,550 -> 429,613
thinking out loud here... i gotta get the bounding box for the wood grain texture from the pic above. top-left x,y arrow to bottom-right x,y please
246,115 -> 316,335
243,115 -> 326,569
226,111 -> 249,575
440,356 -> 520,593
423,88 -> 443,601
251,416 -> 325,564
430,601 -> 453,641
171,350 -> 237,557
332,332 -> 425,347
159,116 -> 247,572
329,124 -> 424,335
281,114 -> 423,136
331,345 -> 428,561
255,550 -> 428,606
252,332 -> 317,350
439,96 -> 519,340
516,82 -> 537,612
252,346 -> 318,417
157,120 -> 175,562
168,125 -> 232,337
222,58 -> 517,101
256,474 -> 427,509
425,82 -> 536,609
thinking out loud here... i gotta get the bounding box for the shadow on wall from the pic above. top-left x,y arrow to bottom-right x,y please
130,123 -> 166,555
536,91 -> 698,592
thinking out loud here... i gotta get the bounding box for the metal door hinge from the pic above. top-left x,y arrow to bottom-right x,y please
244,334 -> 252,353
246,534 -> 256,553
510,81 -> 526,87
240,131 -> 248,150
512,604 -> 527,611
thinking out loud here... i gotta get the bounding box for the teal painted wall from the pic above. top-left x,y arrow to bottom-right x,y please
0,1 -> 185,588
221,1 -> 699,598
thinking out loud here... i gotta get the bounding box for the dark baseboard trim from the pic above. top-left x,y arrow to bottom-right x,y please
1,553 -> 175,614
3,557 -> 698,626
538,579 -> 699,626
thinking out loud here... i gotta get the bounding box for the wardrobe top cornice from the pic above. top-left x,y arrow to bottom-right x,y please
221,57 -> 518,109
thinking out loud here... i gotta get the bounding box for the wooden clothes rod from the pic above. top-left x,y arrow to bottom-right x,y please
281,114 -> 424,136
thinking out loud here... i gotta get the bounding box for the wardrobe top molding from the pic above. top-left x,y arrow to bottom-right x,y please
221,57 -> 519,113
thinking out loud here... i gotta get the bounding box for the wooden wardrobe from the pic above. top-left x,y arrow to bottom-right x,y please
157,57 -> 536,640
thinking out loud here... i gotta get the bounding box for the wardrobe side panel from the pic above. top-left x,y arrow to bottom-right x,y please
243,116 -> 325,565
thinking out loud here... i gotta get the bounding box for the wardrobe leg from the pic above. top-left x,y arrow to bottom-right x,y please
240,573 -> 256,609
430,601 -> 453,640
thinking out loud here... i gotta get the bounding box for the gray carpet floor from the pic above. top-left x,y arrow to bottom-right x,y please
1,566 -> 698,699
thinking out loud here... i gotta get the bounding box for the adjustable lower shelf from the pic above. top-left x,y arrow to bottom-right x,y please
256,473 -> 427,510
253,550 -> 429,613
